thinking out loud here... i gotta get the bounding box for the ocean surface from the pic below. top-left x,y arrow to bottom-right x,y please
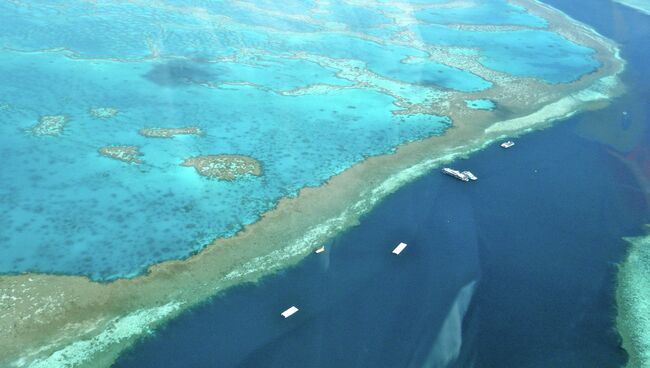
112,0 -> 650,367
0,0 -> 601,281
113,112 -> 643,368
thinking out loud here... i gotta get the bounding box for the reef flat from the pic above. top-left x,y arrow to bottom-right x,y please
617,230 -> 650,368
181,155 -> 262,180
614,0 -> 650,16
0,0 -> 625,367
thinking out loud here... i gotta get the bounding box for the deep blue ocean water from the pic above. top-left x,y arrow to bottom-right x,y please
113,0 -> 650,367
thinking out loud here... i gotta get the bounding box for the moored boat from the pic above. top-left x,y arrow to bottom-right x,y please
392,242 -> 408,255
442,167 -> 470,182
462,171 -> 478,181
501,141 -> 515,148
281,306 -> 299,318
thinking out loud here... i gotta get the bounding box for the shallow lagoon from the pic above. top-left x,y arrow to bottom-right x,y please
415,0 -> 548,27
412,24 -> 600,83
0,0 -> 601,280
0,50 -> 451,279
465,99 -> 496,110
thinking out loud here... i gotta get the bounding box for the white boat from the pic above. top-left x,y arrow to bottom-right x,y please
392,242 -> 408,255
462,171 -> 478,181
500,141 -> 515,149
315,246 -> 325,254
281,306 -> 299,318
442,167 -> 469,182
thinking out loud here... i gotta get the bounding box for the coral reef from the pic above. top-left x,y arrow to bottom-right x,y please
138,127 -> 203,138
98,146 -> 143,164
29,115 -> 69,136
181,155 -> 262,180
89,107 -> 119,119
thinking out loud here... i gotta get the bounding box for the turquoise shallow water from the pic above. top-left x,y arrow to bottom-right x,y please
415,0 -> 548,27
0,0 -> 600,280
412,25 -> 600,83
0,51 -> 449,280
465,99 -> 496,110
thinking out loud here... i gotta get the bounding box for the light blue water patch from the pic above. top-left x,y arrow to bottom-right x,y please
224,0 -> 316,15
274,32 -> 492,91
200,1 -> 321,32
0,1 -> 490,92
362,24 -> 404,39
0,51 -> 450,280
149,27 -> 272,59
377,0 -> 451,3
0,2 -> 252,59
144,57 -> 352,90
465,99 -> 496,110
415,0 -> 548,28
0,2 -> 160,58
412,24 -> 600,83
319,1 -> 392,32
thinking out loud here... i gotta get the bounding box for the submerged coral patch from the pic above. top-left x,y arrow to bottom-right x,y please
98,146 -> 143,164
29,115 -> 69,136
138,127 -> 204,138
181,155 -> 262,180
89,107 -> 119,119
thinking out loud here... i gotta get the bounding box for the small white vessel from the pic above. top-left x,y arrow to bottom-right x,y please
462,171 -> 478,181
281,306 -> 299,318
315,246 -> 325,254
500,141 -> 515,149
442,167 -> 470,182
392,242 -> 408,255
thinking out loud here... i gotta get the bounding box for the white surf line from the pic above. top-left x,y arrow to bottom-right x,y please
19,302 -> 183,368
